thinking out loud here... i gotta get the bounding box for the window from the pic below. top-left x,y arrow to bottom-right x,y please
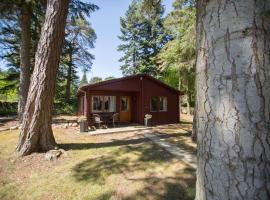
92,96 -> 103,112
92,96 -> 116,112
159,97 -> 167,111
150,97 -> 158,112
104,96 -> 116,112
121,97 -> 129,111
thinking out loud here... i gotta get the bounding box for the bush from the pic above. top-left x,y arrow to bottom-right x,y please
0,102 -> 17,116
53,99 -> 77,115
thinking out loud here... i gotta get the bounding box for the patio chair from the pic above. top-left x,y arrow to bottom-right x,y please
92,114 -> 104,129
109,113 -> 120,128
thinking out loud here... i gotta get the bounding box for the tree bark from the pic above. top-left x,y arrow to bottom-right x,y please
195,0 -> 270,199
16,0 -> 69,156
18,3 -> 31,122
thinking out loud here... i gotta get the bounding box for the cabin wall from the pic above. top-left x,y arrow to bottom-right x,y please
85,90 -> 140,124
142,78 -> 179,125
77,94 -> 84,116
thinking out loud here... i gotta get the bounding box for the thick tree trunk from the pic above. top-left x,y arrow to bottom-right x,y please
195,0 -> 270,199
16,0 -> 69,156
18,4 -> 31,122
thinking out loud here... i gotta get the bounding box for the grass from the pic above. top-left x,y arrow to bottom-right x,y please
0,127 -> 196,200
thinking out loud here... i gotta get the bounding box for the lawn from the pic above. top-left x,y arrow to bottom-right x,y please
0,125 -> 196,200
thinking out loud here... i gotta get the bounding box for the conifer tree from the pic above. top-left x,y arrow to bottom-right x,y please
118,0 -> 169,76
79,70 -> 88,87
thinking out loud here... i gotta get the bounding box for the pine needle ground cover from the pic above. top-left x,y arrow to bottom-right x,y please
0,127 -> 195,200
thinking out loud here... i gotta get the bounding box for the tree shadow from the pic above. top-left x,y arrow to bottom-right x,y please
59,137 -> 149,150
72,144 -> 174,184
124,175 -> 196,200
71,142 -> 196,200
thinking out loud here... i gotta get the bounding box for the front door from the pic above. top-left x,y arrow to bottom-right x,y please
120,96 -> 131,122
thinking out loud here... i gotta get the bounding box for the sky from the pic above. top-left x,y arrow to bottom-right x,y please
0,0 -> 175,80
85,0 -> 174,80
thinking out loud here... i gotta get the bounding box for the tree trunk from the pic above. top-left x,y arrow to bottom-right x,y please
195,0 -> 270,199
65,48 -> 72,102
16,0 -> 69,156
18,3 -> 31,122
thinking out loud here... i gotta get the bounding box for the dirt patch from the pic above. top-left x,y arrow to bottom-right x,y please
0,117 -> 18,131
4,153 -> 66,185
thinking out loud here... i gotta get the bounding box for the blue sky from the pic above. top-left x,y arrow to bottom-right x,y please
0,0 -> 174,81
85,0 -> 174,80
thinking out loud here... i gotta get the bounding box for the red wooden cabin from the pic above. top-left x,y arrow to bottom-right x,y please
77,74 -> 181,125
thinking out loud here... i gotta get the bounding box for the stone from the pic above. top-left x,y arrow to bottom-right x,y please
90,126 -> 96,131
71,123 -> 78,127
45,150 -> 62,161
10,125 -> 18,130
62,124 -> 68,129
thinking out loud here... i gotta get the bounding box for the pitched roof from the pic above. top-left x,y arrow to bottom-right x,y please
78,74 -> 183,95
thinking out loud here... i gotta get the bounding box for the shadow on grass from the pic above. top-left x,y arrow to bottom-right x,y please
71,142 -> 196,200
180,120 -> 193,125
124,175 -> 195,200
59,137 -> 149,150
72,144 -> 174,183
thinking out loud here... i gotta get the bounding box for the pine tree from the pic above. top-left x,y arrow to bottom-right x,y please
195,0 -> 270,199
157,0 -> 196,113
61,18 -> 96,102
118,0 -> 170,76
79,70 -> 88,87
16,0 -> 69,156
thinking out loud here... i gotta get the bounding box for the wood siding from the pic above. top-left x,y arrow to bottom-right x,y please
77,75 -> 180,125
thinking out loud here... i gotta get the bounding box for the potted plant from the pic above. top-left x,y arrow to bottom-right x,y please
78,116 -> 88,132
144,114 -> 152,127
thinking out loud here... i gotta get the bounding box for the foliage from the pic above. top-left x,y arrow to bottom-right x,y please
157,0 -> 196,105
79,70 -> 88,88
0,71 -> 19,102
0,0 -> 98,114
104,76 -> 116,81
118,0 -> 170,76
89,76 -> 103,84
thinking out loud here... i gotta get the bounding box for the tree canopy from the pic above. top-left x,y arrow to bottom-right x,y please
118,0 -> 170,76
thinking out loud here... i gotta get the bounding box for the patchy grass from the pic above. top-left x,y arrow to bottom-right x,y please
0,127 -> 196,200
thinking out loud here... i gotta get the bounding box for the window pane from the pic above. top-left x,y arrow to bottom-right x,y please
121,97 -> 129,111
92,96 -> 103,112
109,96 -> 116,112
104,96 -> 116,112
150,97 -> 158,111
160,97 -> 167,111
